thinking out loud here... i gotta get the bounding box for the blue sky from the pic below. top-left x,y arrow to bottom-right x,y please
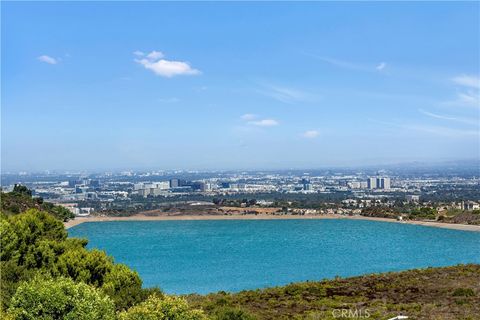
2,2 -> 479,172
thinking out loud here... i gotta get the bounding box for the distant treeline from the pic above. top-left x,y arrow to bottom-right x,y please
1,185 -> 74,221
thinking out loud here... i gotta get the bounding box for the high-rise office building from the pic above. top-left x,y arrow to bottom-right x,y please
220,182 -> 231,189
367,177 -> 377,189
382,177 -> 391,189
169,179 -> 179,188
368,177 -> 391,190
156,181 -> 170,190
301,178 -> 311,191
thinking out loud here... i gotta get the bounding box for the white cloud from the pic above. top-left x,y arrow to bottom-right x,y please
133,50 -> 144,57
146,50 -> 164,60
248,119 -> 279,127
452,75 -> 480,89
442,75 -> 480,108
258,84 -> 314,104
240,114 -> 278,128
307,54 -> 386,73
457,92 -> 479,106
135,50 -> 200,77
371,118 -> 478,138
195,86 -> 208,91
158,97 -> 180,103
37,55 -> 58,65
313,56 -> 366,71
303,130 -> 320,138
443,91 -> 480,108
240,114 -> 257,121
419,109 -> 478,125
376,62 -> 387,71
405,124 -> 478,137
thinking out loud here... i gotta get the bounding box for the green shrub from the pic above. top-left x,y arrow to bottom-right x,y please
212,306 -> 256,320
7,276 -> 115,320
119,294 -> 207,320
101,264 -> 143,311
452,288 -> 475,297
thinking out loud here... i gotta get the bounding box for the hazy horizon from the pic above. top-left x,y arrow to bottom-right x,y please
2,2 -> 479,172
1,158 -> 478,176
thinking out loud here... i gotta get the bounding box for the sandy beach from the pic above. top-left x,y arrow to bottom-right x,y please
64,213 -> 480,232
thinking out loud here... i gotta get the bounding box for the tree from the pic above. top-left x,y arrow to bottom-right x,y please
0,216 -> 19,262
1,190 -> 74,221
8,209 -> 67,265
7,277 -> 116,320
101,264 -> 143,311
55,248 -> 113,287
12,185 -> 32,196
0,209 -> 151,312
119,295 -> 207,320
40,202 -> 75,222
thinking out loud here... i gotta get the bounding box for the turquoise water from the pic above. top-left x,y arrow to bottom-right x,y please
68,219 -> 480,294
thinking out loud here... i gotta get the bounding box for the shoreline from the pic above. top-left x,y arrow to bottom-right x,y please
64,213 -> 480,232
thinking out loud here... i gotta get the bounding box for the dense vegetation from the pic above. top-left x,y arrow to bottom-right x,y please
188,265 -> 480,320
1,185 -> 74,221
0,209 -> 154,310
1,189 -> 479,319
0,189 -> 206,319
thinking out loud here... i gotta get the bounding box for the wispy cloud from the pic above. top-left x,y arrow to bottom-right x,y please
239,114 -> 279,127
302,130 -> 320,138
405,124 -> 478,137
146,51 -> 164,60
248,119 -> 279,127
371,118 -> 478,138
134,51 -> 200,78
240,114 -> 257,121
257,84 -> 315,104
158,97 -> 180,103
313,56 -> 367,71
442,74 -> 480,108
457,92 -> 479,106
37,55 -> 58,65
442,91 -> 480,108
452,75 -> 480,89
446,74 -> 480,108
306,54 -> 387,73
419,109 -> 478,125
376,62 -> 387,71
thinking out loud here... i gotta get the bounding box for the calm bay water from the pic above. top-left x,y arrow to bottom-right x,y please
68,219 -> 480,294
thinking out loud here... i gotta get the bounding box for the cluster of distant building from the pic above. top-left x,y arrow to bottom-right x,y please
132,178 -> 279,197
347,177 -> 391,190
460,201 -> 480,211
133,179 -> 213,197
60,203 -> 94,216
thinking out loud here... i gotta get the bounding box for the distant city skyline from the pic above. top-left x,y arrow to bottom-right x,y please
2,2 -> 479,172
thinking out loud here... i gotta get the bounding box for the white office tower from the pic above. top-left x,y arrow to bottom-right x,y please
134,183 -> 144,190
382,177 -> 391,189
367,177 -> 377,189
155,181 -> 170,190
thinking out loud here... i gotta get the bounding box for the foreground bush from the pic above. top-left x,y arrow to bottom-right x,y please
7,277 -> 116,320
119,294 -> 207,320
0,209 -> 143,311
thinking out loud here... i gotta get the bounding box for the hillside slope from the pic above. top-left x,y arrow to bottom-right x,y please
188,264 -> 480,320
1,185 -> 74,221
